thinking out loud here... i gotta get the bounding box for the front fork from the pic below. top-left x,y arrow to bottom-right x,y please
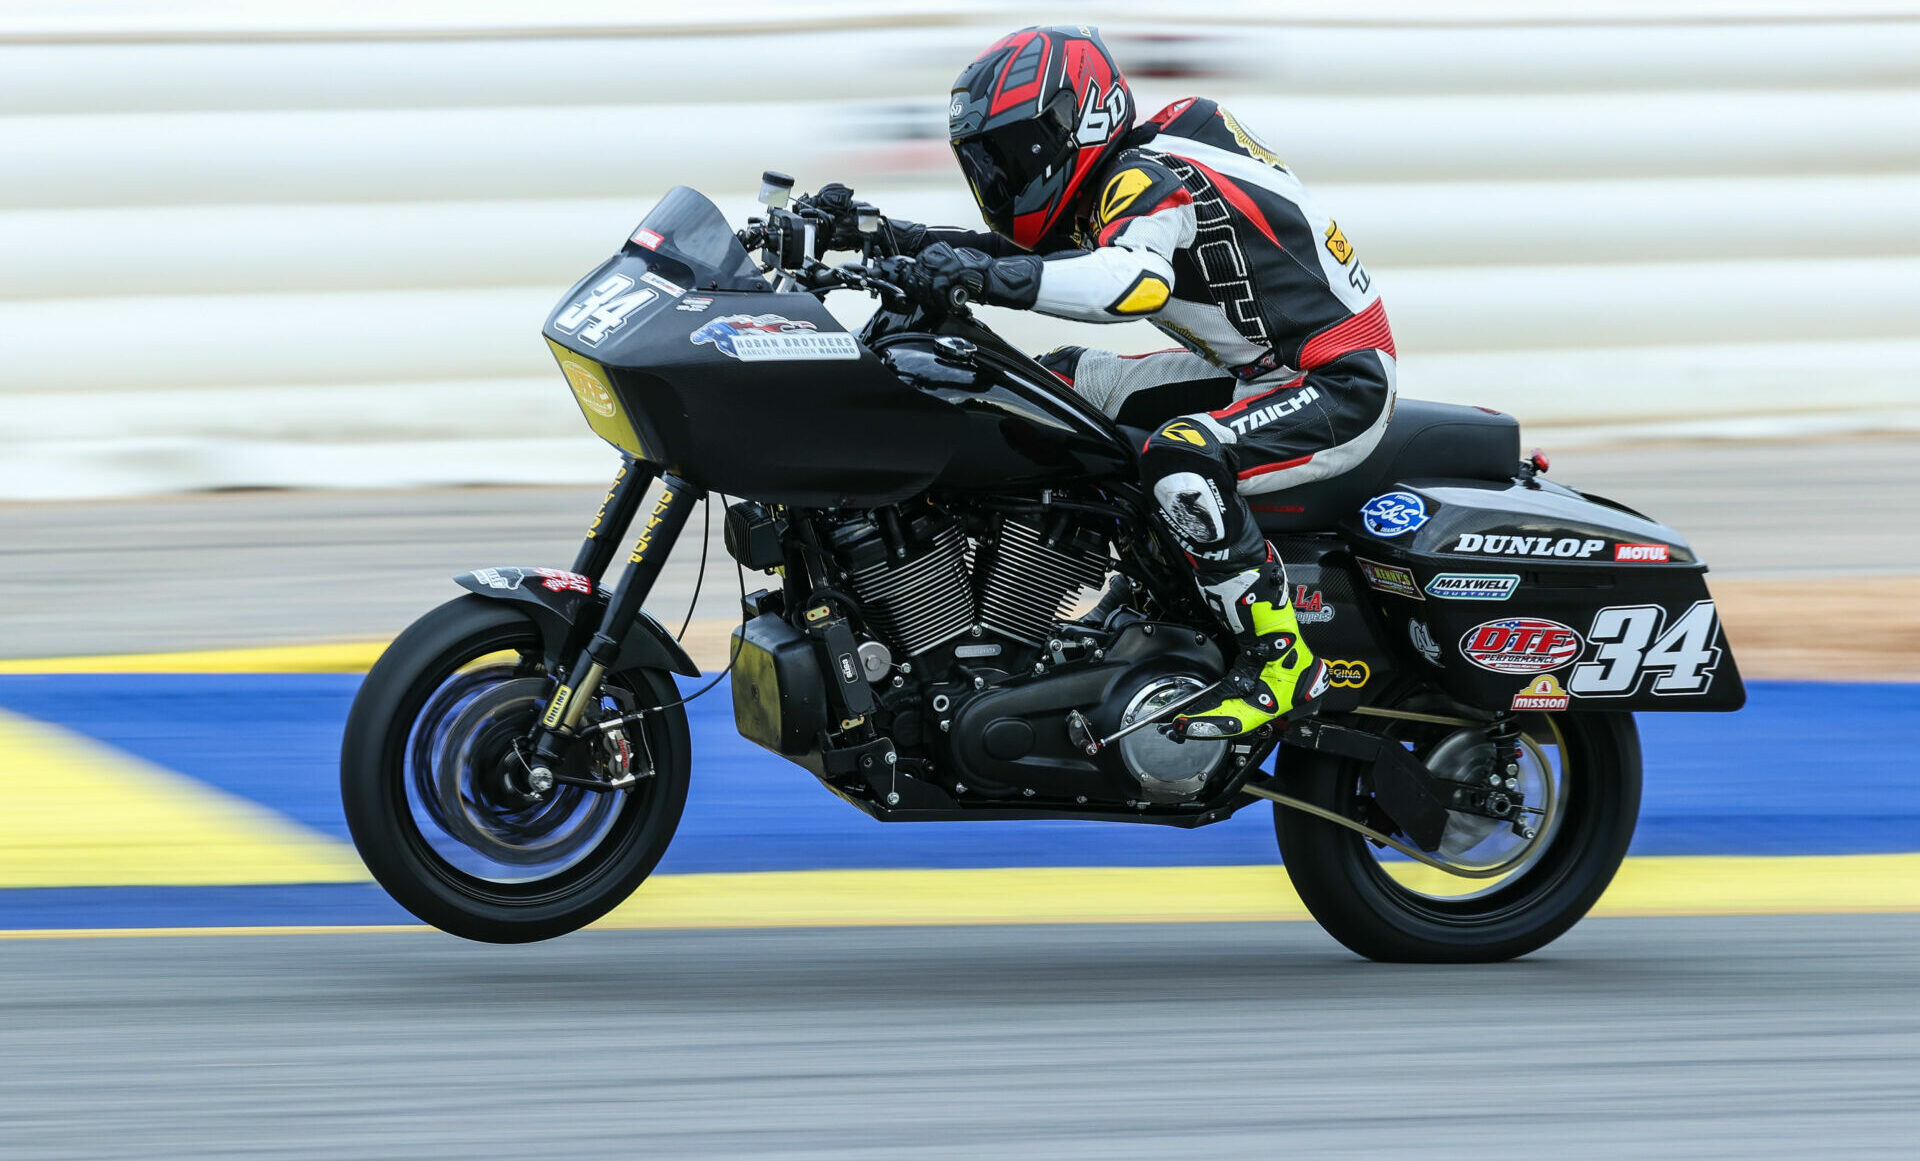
518,460 -> 705,793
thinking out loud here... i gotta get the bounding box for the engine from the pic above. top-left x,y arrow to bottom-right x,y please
826,506 -> 1109,664
730,499 -> 1231,814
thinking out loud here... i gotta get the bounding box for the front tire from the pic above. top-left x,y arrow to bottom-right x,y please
1275,708 -> 1641,963
341,595 -> 690,943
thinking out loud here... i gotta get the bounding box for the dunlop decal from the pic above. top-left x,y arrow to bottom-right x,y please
628,487 -> 676,564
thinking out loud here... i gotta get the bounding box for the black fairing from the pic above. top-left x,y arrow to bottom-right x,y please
540,188 -> 1136,507
1343,479 -> 1746,713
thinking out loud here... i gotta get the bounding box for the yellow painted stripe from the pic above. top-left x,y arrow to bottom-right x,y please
594,864 -> 1311,929
0,708 -> 368,888
589,853 -> 1920,930
9,853 -> 1911,940
0,641 -> 389,675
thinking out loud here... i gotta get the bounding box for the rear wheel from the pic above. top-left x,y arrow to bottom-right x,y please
1274,698 -> 1641,963
341,595 -> 690,943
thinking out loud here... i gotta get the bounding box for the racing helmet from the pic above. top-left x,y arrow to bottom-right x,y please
948,26 -> 1135,251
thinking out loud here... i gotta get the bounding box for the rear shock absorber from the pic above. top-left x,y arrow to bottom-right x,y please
1484,713 -> 1531,838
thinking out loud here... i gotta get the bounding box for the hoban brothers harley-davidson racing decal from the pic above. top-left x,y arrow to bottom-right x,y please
1456,601 -> 1726,702
690,315 -> 861,362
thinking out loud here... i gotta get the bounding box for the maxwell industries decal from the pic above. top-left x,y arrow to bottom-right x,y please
1448,533 -> 1605,559
691,314 -> 861,362
1356,557 -> 1422,600
1459,616 -> 1584,675
1359,491 -> 1429,538
1511,673 -> 1571,712
1424,573 -> 1520,600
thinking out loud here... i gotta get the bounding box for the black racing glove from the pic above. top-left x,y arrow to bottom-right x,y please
809,182 -> 870,252
884,242 -> 1043,310
809,182 -> 947,255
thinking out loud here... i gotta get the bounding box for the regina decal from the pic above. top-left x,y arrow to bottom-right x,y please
1326,659 -> 1370,688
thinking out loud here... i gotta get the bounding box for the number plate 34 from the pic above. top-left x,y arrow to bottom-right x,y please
1569,600 -> 1724,698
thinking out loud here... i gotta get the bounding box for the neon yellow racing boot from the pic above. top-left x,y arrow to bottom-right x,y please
1172,559 -> 1330,740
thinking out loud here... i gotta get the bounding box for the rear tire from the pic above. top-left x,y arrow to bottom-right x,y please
1275,709 -> 1641,963
341,595 -> 690,943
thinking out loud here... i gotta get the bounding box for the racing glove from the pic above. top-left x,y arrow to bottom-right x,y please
809,183 -> 874,252
887,242 -> 1043,310
810,182 -> 956,256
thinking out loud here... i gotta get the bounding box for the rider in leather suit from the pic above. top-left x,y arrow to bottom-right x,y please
824,26 -> 1397,738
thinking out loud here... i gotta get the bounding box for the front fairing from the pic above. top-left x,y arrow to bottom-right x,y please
540,187 -> 1133,504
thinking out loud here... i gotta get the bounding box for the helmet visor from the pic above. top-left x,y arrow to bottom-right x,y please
953,93 -> 1077,241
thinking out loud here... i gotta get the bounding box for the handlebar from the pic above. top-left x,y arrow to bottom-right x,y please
736,180 -> 970,318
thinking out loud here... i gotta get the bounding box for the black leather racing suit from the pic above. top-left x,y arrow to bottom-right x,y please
910,98 -> 1398,611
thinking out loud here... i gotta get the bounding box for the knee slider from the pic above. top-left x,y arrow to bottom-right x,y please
1146,419 -> 1222,457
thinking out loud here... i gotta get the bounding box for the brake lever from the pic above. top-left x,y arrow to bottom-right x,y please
835,262 -> 905,304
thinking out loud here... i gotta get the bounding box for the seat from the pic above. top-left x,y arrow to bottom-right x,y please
1123,399 -> 1521,535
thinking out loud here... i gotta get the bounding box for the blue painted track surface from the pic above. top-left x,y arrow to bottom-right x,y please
1,674 -> 1913,928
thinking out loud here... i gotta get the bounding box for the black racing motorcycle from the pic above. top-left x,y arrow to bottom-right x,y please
341,177 -> 1744,961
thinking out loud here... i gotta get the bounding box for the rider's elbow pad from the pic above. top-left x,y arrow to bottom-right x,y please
984,255 -> 1044,309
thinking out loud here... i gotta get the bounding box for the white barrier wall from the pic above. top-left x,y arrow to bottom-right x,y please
2,1 -> 1918,497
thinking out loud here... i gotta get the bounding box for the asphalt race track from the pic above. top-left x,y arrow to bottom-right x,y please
2,918 -> 1917,1160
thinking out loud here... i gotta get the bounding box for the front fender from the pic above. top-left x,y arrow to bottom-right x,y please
453,567 -> 700,678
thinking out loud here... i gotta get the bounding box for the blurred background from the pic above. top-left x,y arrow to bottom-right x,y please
4,0 -> 1919,498
1,3 -> 1917,1158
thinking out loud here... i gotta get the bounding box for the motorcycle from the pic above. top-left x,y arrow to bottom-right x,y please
340,175 -> 1745,962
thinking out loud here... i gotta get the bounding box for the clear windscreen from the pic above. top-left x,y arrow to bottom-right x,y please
627,186 -> 767,292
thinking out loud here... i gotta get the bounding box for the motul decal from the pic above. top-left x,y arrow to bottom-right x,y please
1459,617 -> 1584,675
1614,543 -> 1672,563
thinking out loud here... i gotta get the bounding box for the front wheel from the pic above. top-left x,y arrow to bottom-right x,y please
1275,704 -> 1641,963
341,595 -> 690,943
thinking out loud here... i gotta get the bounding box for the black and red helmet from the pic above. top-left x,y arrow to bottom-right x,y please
948,26 -> 1135,251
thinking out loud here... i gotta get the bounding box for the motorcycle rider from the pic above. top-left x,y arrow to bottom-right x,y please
820,26 -> 1396,738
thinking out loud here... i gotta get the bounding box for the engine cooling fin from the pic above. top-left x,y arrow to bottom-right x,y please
975,518 -> 1109,646
844,519 -> 977,656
